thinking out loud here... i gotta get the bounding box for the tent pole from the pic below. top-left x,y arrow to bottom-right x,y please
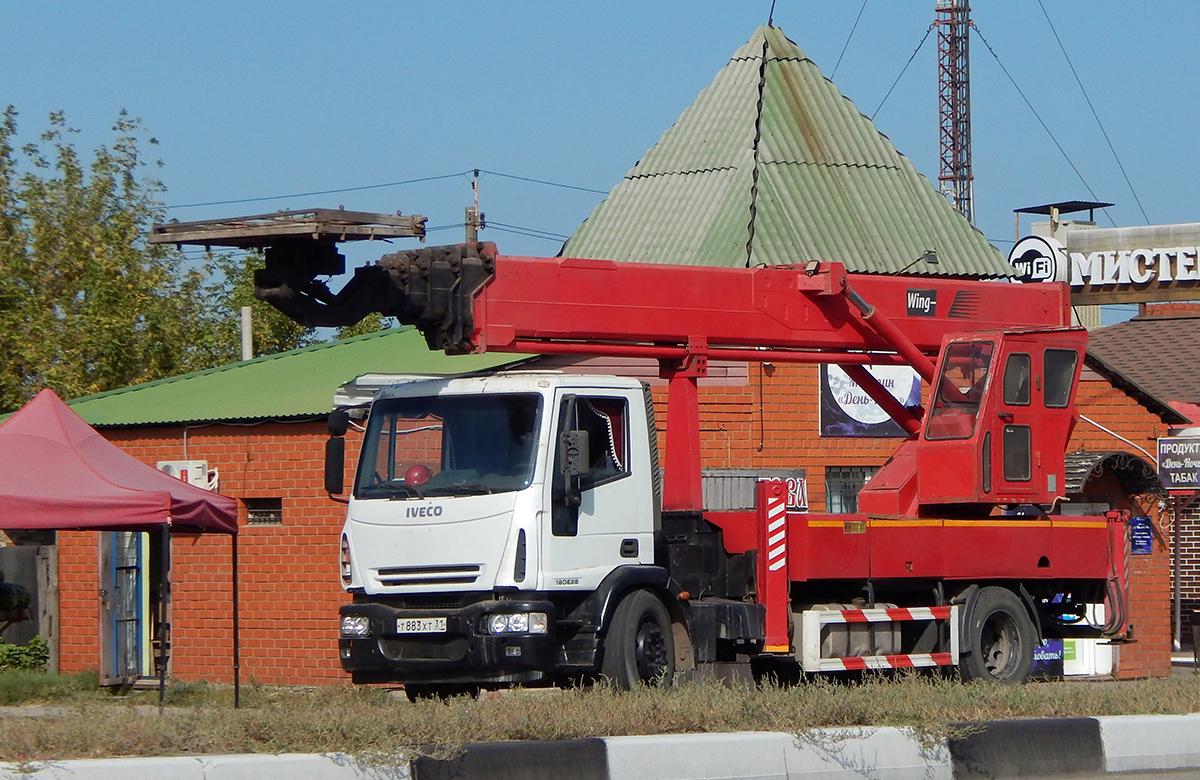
233,533 -> 240,709
157,522 -> 171,713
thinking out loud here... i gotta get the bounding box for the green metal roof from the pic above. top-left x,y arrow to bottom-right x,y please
563,25 -> 1014,278
67,328 -> 528,427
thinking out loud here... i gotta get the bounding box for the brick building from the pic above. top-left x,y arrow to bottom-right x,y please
54,329 -> 521,684
1087,304 -> 1200,651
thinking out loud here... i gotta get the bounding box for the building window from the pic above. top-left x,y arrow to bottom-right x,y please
244,498 -> 283,526
824,466 -> 876,513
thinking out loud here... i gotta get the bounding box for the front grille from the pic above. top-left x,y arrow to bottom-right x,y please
391,593 -> 489,610
374,564 -> 481,588
379,636 -> 469,662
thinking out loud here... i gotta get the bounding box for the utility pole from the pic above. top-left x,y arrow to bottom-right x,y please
465,169 -> 483,244
936,0 -> 973,223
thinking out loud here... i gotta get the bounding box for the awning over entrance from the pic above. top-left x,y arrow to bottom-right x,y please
0,390 -> 237,534
1064,450 -> 1163,496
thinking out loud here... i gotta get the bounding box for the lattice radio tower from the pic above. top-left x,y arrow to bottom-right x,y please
936,0 -> 973,223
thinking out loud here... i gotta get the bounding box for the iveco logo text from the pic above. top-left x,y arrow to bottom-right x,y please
905,290 -> 936,317
405,505 -> 444,518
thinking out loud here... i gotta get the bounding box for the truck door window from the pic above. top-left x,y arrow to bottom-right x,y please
1043,349 -> 1078,408
924,340 -> 995,440
551,396 -> 630,536
1003,353 -> 1031,406
355,393 -> 540,499
1002,425 -> 1032,481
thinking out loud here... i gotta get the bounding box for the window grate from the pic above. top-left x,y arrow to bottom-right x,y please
244,497 -> 283,526
824,466 -> 877,514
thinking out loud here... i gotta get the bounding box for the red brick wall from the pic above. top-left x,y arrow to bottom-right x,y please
57,421 -> 361,685
1069,374 -> 1172,678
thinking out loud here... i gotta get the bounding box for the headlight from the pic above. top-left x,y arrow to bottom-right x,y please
485,612 -> 548,635
340,615 -> 371,637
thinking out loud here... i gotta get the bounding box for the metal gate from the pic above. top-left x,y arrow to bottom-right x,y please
98,532 -> 146,685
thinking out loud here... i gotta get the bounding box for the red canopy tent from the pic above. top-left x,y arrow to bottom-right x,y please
0,389 -> 240,704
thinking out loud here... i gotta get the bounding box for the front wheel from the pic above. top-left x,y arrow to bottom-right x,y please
960,586 -> 1036,684
602,589 -> 675,689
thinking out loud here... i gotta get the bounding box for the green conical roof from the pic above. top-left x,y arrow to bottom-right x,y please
563,25 -> 1012,277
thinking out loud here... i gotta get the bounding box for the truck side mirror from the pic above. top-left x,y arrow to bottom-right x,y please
560,429 -> 591,478
328,409 -> 350,437
325,436 -> 346,495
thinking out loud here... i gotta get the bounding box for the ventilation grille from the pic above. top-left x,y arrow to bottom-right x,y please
374,564 -> 481,588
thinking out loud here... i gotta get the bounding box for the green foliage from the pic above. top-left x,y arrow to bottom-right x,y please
174,250 -> 315,369
0,107 -> 315,412
0,636 -> 48,672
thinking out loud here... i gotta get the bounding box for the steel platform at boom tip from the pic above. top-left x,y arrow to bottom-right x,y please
149,208 -> 427,249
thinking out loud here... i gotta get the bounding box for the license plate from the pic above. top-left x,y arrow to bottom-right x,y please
396,617 -> 447,634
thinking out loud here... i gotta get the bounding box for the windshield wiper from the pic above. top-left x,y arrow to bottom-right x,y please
447,483 -> 495,495
380,482 -> 425,499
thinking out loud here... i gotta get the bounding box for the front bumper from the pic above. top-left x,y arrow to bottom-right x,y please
338,598 -> 559,685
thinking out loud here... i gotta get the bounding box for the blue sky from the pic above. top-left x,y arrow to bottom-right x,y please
4,1 -> 1197,309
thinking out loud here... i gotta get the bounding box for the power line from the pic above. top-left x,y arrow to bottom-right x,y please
167,172 -> 473,210
487,221 -> 569,241
1036,0 -> 1150,225
167,169 -> 607,210
478,170 -> 608,195
871,24 -> 934,120
831,0 -> 870,79
971,24 -> 1115,227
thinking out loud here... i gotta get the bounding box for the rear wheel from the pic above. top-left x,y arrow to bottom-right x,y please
602,589 -> 675,689
961,586 -> 1036,684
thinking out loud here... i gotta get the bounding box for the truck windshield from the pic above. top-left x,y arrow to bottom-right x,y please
354,393 -> 541,499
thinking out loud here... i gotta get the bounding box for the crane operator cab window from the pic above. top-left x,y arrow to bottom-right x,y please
924,340 -> 995,441
552,396 -> 630,536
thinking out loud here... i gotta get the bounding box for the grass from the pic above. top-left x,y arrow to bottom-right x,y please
0,671 -> 1197,763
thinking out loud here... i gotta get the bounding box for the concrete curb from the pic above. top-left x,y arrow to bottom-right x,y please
5,713 -> 1200,779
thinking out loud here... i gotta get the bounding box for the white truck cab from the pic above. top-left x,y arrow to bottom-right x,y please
335,372 -> 666,690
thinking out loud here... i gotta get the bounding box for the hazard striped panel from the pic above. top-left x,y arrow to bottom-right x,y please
798,605 -> 959,672
815,653 -> 954,672
830,606 -> 952,623
756,480 -> 790,652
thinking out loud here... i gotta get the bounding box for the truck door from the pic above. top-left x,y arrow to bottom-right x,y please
991,341 -> 1038,501
541,390 -> 650,590
987,336 -> 1081,503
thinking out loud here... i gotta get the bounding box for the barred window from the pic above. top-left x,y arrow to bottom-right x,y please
824,466 -> 876,513
244,497 -> 283,526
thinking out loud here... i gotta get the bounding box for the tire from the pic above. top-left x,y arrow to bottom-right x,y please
601,589 -> 675,689
960,586 -> 1036,684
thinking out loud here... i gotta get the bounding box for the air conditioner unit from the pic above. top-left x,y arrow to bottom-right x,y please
157,460 -> 218,491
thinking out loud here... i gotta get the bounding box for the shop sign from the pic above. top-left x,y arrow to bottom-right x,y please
819,364 -> 922,438
1156,437 -> 1200,490
1009,233 -> 1200,304
1129,516 -> 1153,555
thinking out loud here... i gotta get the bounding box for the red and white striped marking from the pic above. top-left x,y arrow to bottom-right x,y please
817,652 -> 954,671
827,606 -> 952,624
765,495 -> 787,572
798,605 -> 959,672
